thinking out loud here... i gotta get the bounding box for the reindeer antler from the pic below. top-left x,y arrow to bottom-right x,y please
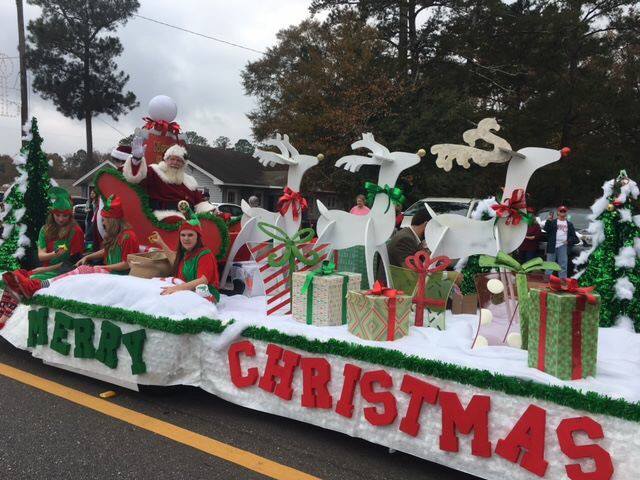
253,133 -> 297,167
280,134 -> 300,158
351,133 -> 390,158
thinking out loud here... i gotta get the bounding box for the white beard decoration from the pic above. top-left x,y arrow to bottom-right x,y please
155,161 -> 185,185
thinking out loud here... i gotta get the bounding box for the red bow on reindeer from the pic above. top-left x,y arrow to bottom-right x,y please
277,187 -> 308,221
548,275 -> 597,304
491,188 -> 531,226
404,252 -> 451,327
142,117 -> 181,137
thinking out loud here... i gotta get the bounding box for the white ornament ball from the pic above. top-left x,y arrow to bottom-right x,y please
506,332 -> 522,349
474,335 -> 489,349
487,278 -> 505,294
480,308 -> 493,325
148,95 -> 177,122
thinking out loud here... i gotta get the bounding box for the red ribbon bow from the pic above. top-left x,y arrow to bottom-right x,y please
405,252 -> 451,327
491,188 -> 527,225
366,281 -> 404,340
277,187 -> 308,221
217,212 -> 232,222
548,275 -> 597,304
142,117 -> 181,137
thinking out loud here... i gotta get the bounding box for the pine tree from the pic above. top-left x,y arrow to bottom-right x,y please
576,171 -> 640,331
0,147 -> 30,271
22,118 -> 52,268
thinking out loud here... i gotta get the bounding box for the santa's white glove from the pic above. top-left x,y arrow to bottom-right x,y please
131,130 -> 145,161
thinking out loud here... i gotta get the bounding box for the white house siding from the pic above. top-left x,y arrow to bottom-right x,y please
185,165 -> 223,202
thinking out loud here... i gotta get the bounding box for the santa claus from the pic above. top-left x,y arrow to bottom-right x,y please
122,136 -> 213,219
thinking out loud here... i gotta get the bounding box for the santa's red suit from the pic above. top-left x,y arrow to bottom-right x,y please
121,144 -> 213,218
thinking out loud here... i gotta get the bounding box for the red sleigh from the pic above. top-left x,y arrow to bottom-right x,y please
94,169 -> 240,260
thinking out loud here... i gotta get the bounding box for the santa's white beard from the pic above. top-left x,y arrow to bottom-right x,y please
156,161 -> 185,184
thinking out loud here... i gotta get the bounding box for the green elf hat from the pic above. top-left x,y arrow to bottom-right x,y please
49,187 -> 73,214
177,200 -> 202,236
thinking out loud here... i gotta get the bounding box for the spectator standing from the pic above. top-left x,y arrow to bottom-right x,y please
544,205 -> 579,278
84,189 -> 100,251
248,195 -> 260,208
349,194 -> 370,215
518,207 -> 543,262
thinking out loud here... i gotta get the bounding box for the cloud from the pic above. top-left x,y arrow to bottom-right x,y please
0,0 -> 312,156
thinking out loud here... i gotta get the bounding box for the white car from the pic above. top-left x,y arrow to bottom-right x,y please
401,197 -> 479,227
209,202 -> 242,217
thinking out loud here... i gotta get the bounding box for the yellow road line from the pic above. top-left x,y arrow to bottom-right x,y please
0,362 -> 320,480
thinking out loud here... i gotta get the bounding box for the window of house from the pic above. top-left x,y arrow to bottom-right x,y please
227,190 -> 237,203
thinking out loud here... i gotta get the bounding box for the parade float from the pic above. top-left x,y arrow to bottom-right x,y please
1,109 -> 638,480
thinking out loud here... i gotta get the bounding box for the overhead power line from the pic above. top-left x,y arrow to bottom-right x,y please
133,14 -> 266,55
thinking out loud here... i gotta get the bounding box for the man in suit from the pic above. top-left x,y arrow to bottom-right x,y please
544,205 -> 579,278
377,209 -> 431,282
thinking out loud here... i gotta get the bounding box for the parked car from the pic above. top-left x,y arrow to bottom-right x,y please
209,202 -> 243,217
401,197 -> 479,227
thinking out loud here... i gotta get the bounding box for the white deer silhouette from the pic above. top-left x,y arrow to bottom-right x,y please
220,134 -> 320,283
424,119 -> 567,258
315,133 -> 424,287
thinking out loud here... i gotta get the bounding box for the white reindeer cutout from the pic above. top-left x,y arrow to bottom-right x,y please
431,118 -> 515,171
220,134 -> 320,283
425,121 -> 567,258
315,133 -> 424,287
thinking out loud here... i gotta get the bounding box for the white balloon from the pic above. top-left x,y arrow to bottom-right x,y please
487,278 -> 505,294
148,95 -> 177,122
480,308 -> 493,325
474,335 -> 489,348
507,332 -> 522,349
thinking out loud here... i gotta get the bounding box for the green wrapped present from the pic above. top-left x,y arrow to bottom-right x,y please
291,261 -> 361,326
528,276 -> 600,380
347,281 -> 412,341
480,252 -> 560,349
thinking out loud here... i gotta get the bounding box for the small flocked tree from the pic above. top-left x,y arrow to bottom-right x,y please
22,118 -> 52,268
575,171 -> 640,332
458,198 -> 495,294
0,149 -> 29,271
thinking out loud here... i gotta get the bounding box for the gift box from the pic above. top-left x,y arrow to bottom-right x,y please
527,277 -> 600,380
347,282 -> 412,341
291,265 -> 361,326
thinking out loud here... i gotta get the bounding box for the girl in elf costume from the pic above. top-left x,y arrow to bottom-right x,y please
5,195 -> 140,301
149,216 -> 220,302
0,187 -> 84,327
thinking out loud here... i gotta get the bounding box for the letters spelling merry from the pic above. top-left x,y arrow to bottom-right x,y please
27,307 -> 147,375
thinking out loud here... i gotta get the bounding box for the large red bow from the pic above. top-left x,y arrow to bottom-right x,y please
548,275 -> 597,304
366,281 -> 403,298
142,117 -> 181,137
277,187 -> 308,221
491,188 -> 527,225
404,252 -> 451,327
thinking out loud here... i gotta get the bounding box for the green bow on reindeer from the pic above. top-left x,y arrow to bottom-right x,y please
364,182 -> 406,213
257,222 -> 321,277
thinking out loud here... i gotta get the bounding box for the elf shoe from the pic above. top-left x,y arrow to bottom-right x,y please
14,272 -> 42,300
2,271 -> 22,293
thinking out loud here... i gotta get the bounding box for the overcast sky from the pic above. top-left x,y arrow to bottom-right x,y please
0,0 -> 314,156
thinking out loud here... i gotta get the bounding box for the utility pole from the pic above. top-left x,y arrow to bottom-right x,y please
16,0 -> 28,145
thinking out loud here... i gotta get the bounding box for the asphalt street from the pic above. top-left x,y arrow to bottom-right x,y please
0,338 -> 480,480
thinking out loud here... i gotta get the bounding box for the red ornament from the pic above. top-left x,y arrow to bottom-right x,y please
561,147 -> 571,158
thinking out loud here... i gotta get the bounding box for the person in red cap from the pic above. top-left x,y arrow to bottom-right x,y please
7,195 -> 140,299
149,216 -> 220,302
0,187 -> 84,327
544,205 -> 579,278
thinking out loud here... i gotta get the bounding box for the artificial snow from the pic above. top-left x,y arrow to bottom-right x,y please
635,237 -> 640,256
615,246 -> 637,269
12,246 -> 25,259
615,276 -> 635,301
620,208 -> 633,223
13,207 -> 25,223
2,224 -> 14,240
34,274 -> 222,321
634,215 -> 640,228
471,197 -> 497,220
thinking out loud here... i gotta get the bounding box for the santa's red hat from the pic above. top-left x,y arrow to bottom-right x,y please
101,195 -> 124,219
164,144 -> 187,162
111,145 -> 132,162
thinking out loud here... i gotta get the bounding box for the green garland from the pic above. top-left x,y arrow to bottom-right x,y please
27,294 -> 228,334
93,169 -> 230,260
241,326 -> 640,423
459,255 -> 491,295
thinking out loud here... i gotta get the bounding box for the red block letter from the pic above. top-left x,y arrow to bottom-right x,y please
228,340 -> 258,388
300,357 -> 332,409
399,374 -> 439,437
360,370 -> 398,426
439,391 -> 492,457
258,344 -> 301,400
557,417 -> 614,480
495,405 -> 549,477
335,363 -> 362,418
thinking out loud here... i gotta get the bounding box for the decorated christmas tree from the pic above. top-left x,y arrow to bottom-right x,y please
575,171 -> 640,332
0,150 -> 29,271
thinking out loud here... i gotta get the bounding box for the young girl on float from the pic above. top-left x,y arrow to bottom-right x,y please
149,215 -> 220,302
4,195 -> 140,301
0,188 -> 84,326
